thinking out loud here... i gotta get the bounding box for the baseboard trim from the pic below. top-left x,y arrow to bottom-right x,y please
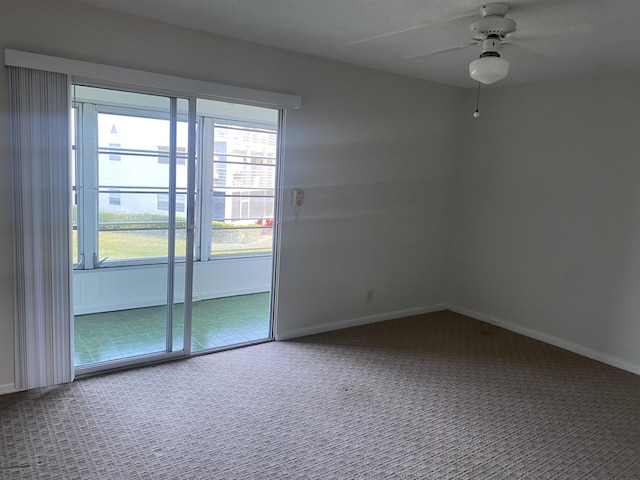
275,304 -> 447,341
447,304 -> 640,376
0,382 -> 16,395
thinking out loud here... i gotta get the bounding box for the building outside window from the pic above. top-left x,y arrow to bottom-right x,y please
108,143 -> 121,161
108,192 -> 121,206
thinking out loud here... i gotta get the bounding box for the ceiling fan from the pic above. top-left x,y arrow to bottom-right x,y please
462,4 -> 516,117
468,3 -> 516,84
408,3 -> 518,117
407,3 -> 517,85
341,0 -> 597,90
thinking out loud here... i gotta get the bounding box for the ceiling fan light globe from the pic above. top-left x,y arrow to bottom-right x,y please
469,56 -> 510,84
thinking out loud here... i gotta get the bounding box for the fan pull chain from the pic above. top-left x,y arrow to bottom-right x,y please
473,82 -> 481,118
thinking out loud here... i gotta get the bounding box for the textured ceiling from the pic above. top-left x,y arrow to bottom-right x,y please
70,0 -> 640,88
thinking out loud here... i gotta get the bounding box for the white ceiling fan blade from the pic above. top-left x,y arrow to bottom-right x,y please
337,10 -> 478,49
407,42 -> 478,61
500,41 -> 546,60
515,19 -> 595,39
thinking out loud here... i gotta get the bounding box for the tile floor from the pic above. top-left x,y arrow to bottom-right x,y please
74,292 -> 270,366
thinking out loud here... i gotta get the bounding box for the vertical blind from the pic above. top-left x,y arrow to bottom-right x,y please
9,67 -> 74,390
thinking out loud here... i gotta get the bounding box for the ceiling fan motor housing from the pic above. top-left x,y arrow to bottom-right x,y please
479,3 -> 510,17
470,3 -> 516,40
480,36 -> 502,56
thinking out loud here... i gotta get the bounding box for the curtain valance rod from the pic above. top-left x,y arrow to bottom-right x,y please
4,49 -> 302,109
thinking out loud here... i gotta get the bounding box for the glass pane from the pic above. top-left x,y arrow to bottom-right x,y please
72,85 -> 189,369
191,99 -> 276,354
96,190 -> 170,261
71,106 -> 78,265
210,124 -> 277,258
74,270 -> 170,365
96,113 -> 189,262
172,97 -> 192,352
213,193 -> 274,221
213,164 -> 275,189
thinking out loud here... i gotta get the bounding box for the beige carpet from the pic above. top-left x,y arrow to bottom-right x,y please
1,310 -> 640,479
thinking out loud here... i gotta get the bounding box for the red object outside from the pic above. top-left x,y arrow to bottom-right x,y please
256,217 -> 274,227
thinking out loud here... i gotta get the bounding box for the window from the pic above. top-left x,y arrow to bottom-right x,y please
210,124 -> 276,257
157,193 -> 169,211
74,86 -> 189,266
108,192 -> 121,206
108,143 -> 121,161
157,146 -> 186,165
157,193 -> 185,213
73,84 -> 279,268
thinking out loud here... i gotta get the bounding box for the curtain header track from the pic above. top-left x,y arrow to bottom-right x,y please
4,49 -> 302,110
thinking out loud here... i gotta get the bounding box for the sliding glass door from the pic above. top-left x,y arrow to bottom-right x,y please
190,101 -> 278,352
72,86 -> 193,369
72,86 -> 279,372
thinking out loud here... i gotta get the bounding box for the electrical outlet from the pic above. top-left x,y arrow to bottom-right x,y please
366,290 -> 374,303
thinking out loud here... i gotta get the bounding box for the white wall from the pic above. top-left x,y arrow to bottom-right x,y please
450,71 -> 640,373
275,58 -> 461,339
73,257 -> 272,315
3,0 -> 640,397
0,0 -> 460,391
